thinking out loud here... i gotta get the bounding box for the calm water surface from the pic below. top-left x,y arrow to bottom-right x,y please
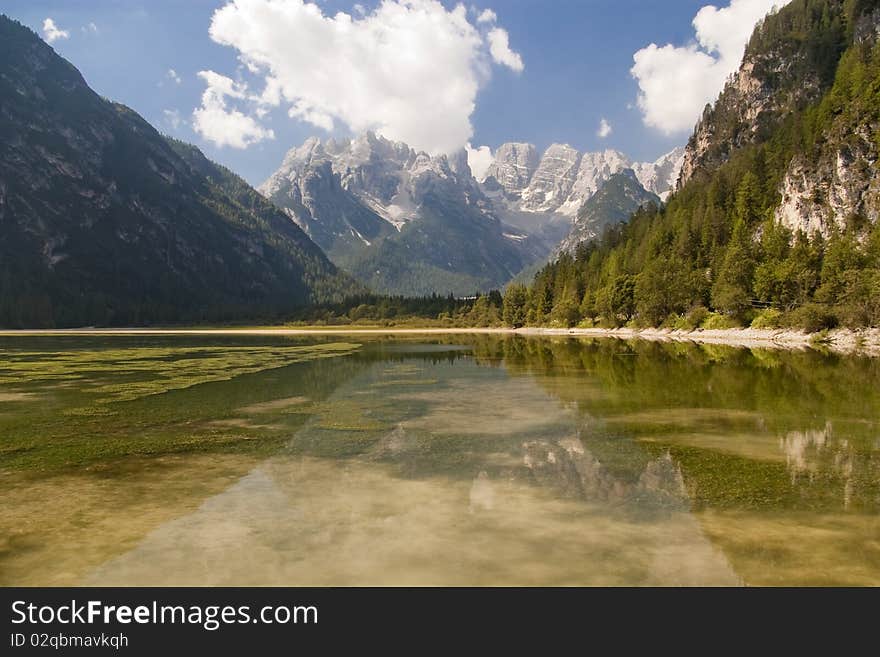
0,335 -> 877,586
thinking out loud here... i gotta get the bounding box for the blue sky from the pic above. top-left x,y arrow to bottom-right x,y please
4,0 -> 777,186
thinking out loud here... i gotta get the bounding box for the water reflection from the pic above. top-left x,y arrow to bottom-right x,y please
781,424 -> 831,479
0,335 -> 878,585
67,353 -> 736,585
780,423 -> 863,510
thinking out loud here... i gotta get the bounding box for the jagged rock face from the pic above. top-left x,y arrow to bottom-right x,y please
556,169 -> 661,255
479,144 -> 680,264
775,118 -> 880,237
677,4 -> 844,189
261,131 -> 485,235
447,148 -> 472,178
485,144 -> 684,222
562,149 -> 633,215
520,143 -> 582,213
261,132 -> 547,296
483,142 -> 539,196
678,58 -> 780,187
633,147 -> 685,202
679,3 -> 880,236
772,7 -> 880,237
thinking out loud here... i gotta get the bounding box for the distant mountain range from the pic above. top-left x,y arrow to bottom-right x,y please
260,134 -> 684,295
0,11 -> 690,325
556,169 -> 661,256
483,143 -> 682,214
0,15 -> 355,328
480,142 -> 682,262
259,133 -> 548,297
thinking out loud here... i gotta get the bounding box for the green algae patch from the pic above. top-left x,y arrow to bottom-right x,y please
0,341 -> 361,473
0,342 -> 360,404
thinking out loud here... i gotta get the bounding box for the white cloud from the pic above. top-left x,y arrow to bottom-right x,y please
167,68 -> 182,85
42,18 -> 69,44
82,22 -> 99,34
486,27 -> 524,73
465,143 -> 494,181
631,0 -> 791,134
163,109 -> 184,130
192,70 -> 275,148
477,9 -> 497,24
596,118 -> 612,139
198,0 -> 523,155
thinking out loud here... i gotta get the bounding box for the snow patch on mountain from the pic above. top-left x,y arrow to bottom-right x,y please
479,143 -> 685,218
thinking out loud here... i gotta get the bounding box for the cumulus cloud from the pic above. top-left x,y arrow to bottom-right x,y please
596,118 -> 612,139
631,0 -> 791,134
465,143 -> 494,181
163,109 -> 184,130
476,9 -> 497,24
167,68 -> 182,85
487,27 -> 524,72
195,0 -> 523,154
42,18 -> 69,44
192,70 -> 275,148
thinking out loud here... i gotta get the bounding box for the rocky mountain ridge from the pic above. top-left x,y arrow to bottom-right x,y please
483,143 -> 684,216
679,0 -> 880,237
0,15 -> 353,327
556,169 -> 661,255
260,132 -> 544,296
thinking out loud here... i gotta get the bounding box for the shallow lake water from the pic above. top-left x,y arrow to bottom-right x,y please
1,335 -> 878,586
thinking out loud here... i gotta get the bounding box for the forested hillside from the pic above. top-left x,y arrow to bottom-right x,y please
505,0 -> 880,331
0,16 -> 356,328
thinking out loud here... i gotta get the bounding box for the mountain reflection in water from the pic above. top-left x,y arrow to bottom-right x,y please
0,336 -> 877,586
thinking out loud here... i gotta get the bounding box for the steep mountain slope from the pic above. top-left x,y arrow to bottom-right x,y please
511,0 -> 880,329
484,144 -> 682,211
556,170 -> 661,255
261,133 -> 546,296
481,143 -> 683,245
483,143 -> 539,197
519,143 -> 582,213
633,149 -> 687,201
260,137 -> 398,260
773,3 -> 880,234
0,16 -> 354,327
679,0 -> 877,193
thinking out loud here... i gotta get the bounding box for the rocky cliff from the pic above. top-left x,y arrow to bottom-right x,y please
774,6 -> 880,235
679,0 -> 880,237
484,143 -> 683,214
261,132 -> 545,296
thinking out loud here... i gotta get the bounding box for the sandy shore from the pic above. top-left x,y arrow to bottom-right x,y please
1,325 -> 878,355
520,327 -> 880,355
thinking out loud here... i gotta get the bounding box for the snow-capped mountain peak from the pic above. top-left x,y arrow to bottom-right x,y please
475,142 -> 685,217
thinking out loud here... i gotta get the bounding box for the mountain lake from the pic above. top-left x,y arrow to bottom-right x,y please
0,334 -> 877,586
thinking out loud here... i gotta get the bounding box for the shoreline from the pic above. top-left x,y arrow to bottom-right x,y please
0,326 -> 878,355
